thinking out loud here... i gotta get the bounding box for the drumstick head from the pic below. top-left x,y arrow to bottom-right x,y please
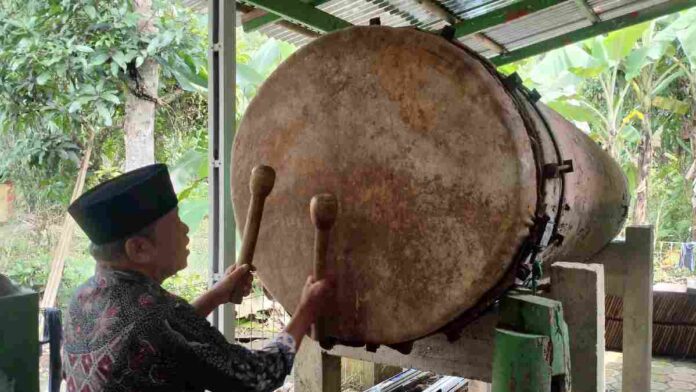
310,193 -> 338,230
249,165 -> 276,197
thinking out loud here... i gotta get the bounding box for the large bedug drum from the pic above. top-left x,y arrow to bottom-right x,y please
232,26 -> 629,347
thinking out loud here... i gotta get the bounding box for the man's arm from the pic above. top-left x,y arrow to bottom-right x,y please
191,264 -> 252,317
165,275 -> 331,392
283,276 -> 329,350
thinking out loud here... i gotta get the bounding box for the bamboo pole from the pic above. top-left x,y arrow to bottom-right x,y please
40,131 -> 95,310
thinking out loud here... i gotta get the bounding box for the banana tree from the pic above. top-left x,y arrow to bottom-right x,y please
518,20 -> 685,226
667,8 -> 696,239
623,19 -> 684,224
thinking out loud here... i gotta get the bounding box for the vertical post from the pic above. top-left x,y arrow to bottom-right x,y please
551,262 -> 605,392
295,340 -> 342,392
622,226 -> 653,392
208,0 -> 237,340
365,363 -> 402,387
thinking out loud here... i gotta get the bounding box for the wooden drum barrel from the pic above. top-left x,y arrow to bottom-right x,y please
232,26 -> 629,347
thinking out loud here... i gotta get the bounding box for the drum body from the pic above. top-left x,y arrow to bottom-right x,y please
232,27 -> 629,346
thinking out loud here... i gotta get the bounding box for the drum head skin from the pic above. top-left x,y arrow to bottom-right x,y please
232,26 -> 536,345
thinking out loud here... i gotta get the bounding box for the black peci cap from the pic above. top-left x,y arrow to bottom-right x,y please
68,164 -> 178,245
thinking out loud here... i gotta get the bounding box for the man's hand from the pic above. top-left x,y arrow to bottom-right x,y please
283,275 -> 334,349
213,264 -> 254,304
296,275 -> 332,320
191,264 -> 253,317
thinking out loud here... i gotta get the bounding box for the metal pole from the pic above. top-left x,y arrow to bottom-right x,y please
208,0 -> 237,340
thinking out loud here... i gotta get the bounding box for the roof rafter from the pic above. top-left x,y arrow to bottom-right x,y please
573,0 -> 600,23
416,0 -> 508,53
452,0 -> 567,38
490,0 -> 696,65
240,0 -> 352,34
242,0 -> 334,32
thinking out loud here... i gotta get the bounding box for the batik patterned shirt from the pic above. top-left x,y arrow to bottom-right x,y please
62,268 -> 296,392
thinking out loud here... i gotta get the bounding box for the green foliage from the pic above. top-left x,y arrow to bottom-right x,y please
503,9 -> 696,244
650,157 -> 692,241
0,0 -> 207,212
0,130 -> 81,210
236,33 -> 295,120
170,149 -> 208,231
5,255 -> 49,292
162,271 -> 207,302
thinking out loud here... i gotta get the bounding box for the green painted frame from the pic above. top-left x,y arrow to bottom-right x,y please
242,0 -> 567,36
239,0 -> 696,68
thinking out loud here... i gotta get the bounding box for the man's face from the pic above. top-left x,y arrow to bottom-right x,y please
152,208 -> 190,278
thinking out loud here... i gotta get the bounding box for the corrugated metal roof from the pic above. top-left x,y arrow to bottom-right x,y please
483,2 -> 590,50
189,0 -> 694,61
441,0 -> 520,19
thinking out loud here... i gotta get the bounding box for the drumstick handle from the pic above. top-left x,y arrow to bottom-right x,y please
309,194 -> 338,342
237,194 -> 266,267
230,165 -> 275,304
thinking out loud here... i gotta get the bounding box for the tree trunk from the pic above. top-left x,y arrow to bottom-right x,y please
123,0 -> 158,171
689,115 -> 696,240
633,116 -> 653,225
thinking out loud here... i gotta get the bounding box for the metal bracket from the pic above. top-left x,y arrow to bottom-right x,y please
528,88 -> 541,103
211,272 -> 222,283
503,72 -> 523,91
440,25 -> 455,41
543,159 -> 574,179
212,159 -> 223,168
211,43 -> 222,52
503,72 -> 543,103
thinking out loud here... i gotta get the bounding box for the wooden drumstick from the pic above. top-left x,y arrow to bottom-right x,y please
309,193 -> 338,342
229,165 -> 276,304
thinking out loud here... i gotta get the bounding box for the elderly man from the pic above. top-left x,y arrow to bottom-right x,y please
62,164 -> 330,392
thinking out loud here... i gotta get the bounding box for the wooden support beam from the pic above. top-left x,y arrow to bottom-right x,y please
326,312 -> 498,382
621,226 -> 653,392
295,340 -> 342,392
492,294 -> 571,391
551,262 -> 605,392
573,0 -> 600,23
492,330 -> 552,391
498,294 -> 571,380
